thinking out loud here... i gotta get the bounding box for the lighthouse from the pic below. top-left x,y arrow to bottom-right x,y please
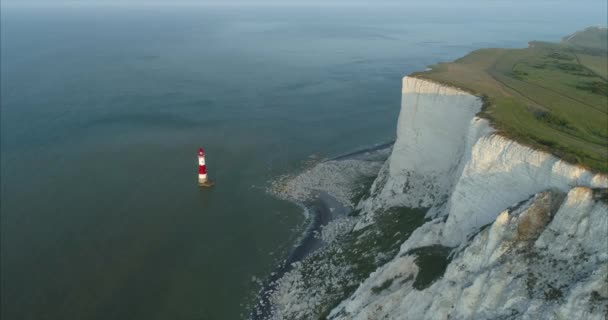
198,147 -> 214,187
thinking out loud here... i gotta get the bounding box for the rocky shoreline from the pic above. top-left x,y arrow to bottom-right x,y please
250,144 -> 392,319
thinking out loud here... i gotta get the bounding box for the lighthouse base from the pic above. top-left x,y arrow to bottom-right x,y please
198,180 -> 215,188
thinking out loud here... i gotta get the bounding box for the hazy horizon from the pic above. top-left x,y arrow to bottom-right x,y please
3,0 -> 608,8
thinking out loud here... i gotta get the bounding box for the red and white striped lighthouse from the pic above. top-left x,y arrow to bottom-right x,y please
198,147 -> 213,187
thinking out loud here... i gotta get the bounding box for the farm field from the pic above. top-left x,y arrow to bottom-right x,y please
412,27 -> 608,172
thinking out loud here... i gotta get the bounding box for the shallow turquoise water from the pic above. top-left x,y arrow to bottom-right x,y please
1,3 -> 605,319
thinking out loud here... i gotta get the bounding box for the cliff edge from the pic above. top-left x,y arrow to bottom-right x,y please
329,76 -> 607,319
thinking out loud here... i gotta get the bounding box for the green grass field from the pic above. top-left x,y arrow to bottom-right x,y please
411,27 -> 608,173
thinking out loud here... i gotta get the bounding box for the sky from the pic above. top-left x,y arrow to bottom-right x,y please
3,0 -> 607,6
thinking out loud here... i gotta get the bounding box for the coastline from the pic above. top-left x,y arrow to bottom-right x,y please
251,192 -> 347,319
251,143 -> 392,319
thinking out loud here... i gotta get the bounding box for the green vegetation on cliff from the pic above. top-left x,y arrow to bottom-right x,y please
411,27 -> 608,173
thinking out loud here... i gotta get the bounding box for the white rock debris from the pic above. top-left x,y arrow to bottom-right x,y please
320,217 -> 357,244
330,188 -> 608,320
269,158 -> 383,209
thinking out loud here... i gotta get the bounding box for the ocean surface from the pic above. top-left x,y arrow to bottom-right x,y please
1,2 -> 605,319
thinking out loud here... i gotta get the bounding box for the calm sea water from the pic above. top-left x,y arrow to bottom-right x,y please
1,3 -> 605,319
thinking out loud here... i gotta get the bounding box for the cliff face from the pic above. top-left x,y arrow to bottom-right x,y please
330,77 -> 608,319
442,132 -> 606,246
355,78 -> 483,230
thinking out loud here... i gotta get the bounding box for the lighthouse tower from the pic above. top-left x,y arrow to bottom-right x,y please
198,147 -> 213,187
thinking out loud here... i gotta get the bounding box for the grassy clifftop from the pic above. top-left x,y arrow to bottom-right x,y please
411,27 -> 608,173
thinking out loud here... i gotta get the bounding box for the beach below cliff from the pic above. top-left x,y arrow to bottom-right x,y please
251,143 -> 392,318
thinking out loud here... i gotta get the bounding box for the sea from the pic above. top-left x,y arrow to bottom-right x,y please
1,2 -> 605,319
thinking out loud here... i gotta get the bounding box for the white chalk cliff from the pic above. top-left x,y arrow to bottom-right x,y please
331,77 -> 608,319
